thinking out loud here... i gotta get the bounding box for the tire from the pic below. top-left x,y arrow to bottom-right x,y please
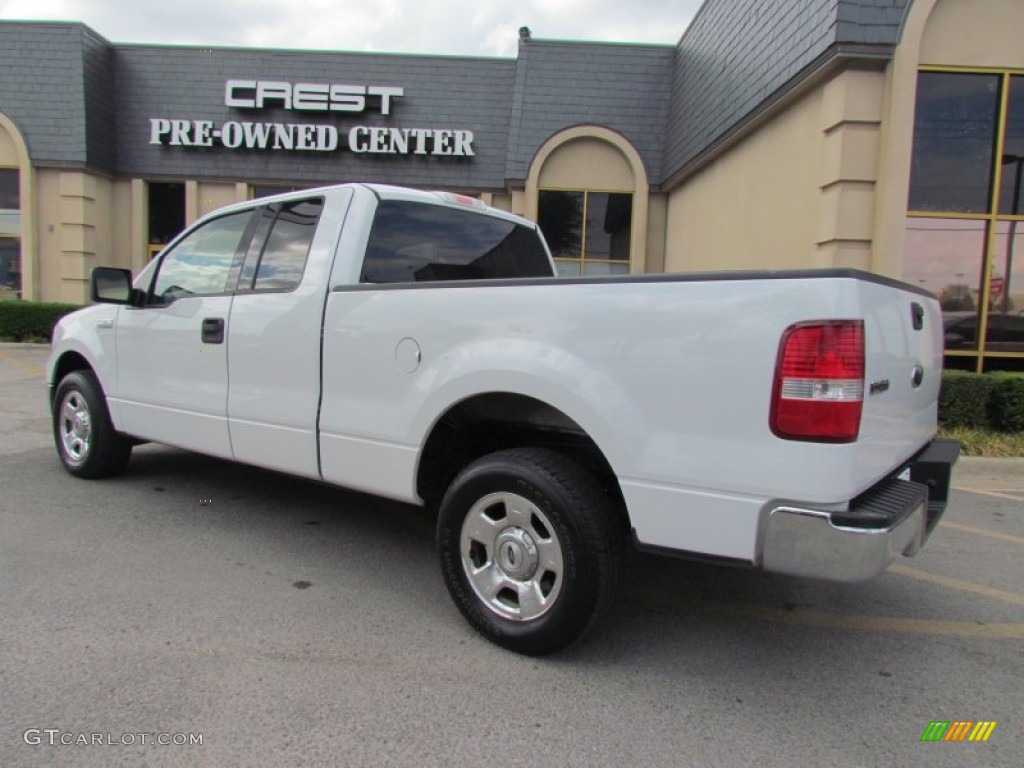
52,370 -> 132,478
437,447 -> 621,655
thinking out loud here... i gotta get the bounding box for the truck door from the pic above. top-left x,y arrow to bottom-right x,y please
114,209 -> 255,457
226,192 -> 349,478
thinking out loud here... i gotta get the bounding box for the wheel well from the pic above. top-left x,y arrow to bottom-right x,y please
417,393 -> 628,529
50,352 -> 93,403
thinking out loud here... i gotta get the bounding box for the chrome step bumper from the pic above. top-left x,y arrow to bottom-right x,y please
759,439 -> 960,582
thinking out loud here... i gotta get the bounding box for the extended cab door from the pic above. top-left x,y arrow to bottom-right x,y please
113,208 -> 255,457
226,191 -> 351,478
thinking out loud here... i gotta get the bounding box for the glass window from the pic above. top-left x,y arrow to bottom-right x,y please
361,201 -> 552,284
148,182 -> 186,246
245,199 -> 322,292
999,76 -> 1024,216
0,168 -> 20,240
0,168 -> 19,210
903,218 -> 987,351
152,211 -> 252,303
237,207 -> 276,290
988,221 -> 1024,352
538,190 -> 632,276
0,236 -> 20,300
537,191 -> 583,259
585,193 -> 632,262
908,69 -> 1024,369
909,72 -> 1000,213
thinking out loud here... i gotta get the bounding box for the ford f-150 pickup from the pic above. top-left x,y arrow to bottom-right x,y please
47,184 -> 959,654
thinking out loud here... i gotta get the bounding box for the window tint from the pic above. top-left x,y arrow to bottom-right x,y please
361,201 -> 552,283
254,199 -> 322,291
236,199 -> 322,293
152,211 -> 252,303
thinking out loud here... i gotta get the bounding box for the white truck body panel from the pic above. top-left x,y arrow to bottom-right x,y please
317,274 -> 938,561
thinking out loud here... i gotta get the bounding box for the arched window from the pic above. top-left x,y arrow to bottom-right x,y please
527,127 -> 649,276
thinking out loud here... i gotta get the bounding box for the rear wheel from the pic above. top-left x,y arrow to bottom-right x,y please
53,370 -> 132,478
437,447 -> 621,655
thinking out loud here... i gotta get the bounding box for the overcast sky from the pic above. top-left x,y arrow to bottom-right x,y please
0,0 -> 704,57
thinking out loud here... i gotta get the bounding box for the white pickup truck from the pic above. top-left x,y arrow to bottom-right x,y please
48,184 -> 959,654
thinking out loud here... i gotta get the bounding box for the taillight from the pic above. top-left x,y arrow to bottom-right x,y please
770,320 -> 864,443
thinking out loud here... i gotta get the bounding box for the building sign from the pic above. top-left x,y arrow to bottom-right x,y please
148,79 -> 475,157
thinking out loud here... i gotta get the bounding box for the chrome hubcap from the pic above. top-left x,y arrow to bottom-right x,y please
59,391 -> 92,464
460,492 -> 564,622
495,528 -> 539,581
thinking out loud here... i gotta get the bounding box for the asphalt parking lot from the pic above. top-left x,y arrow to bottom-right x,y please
2,342 -> 1022,767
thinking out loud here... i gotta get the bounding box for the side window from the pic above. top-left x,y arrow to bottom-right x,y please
361,201 -> 552,283
152,211 -> 252,303
237,198 -> 323,293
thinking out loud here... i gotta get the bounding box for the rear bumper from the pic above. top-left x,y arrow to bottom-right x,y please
759,439 -> 960,582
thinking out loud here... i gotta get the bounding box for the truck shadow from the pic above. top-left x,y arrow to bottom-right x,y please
41,443 -> 973,676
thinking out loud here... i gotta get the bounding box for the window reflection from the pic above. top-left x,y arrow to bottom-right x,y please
909,72 -> 1000,214
538,190 -> 632,275
999,76 -> 1024,217
153,211 -> 252,301
253,199 -> 322,292
0,236 -> 20,299
988,221 -> 1024,352
361,201 -> 552,283
903,217 -> 986,350
0,168 -> 19,210
584,193 -> 632,261
537,191 -> 583,259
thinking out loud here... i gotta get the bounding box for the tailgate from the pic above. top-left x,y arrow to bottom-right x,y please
853,279 -> 944,491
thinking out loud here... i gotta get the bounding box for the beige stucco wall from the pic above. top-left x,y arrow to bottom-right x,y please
919,0 -> 1024,67
34,170 -> 135,303
31,174 -> 255,302
537,137 -> 634,190
664,84 -> 827,272
0,125 -> 16,163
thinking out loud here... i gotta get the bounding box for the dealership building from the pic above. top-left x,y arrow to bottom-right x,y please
0,0 -> 1021,370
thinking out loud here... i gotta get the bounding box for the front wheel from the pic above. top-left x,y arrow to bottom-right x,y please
52,370 -> 132,478
437,448 -> 621,655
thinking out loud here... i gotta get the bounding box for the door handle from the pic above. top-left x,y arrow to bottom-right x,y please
201,317 -> 225,344
911,302 -> 924,331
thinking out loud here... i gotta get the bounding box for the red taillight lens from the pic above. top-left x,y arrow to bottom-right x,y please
770,321 -> 864,443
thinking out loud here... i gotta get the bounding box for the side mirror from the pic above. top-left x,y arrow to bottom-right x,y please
90,267 -> 141,306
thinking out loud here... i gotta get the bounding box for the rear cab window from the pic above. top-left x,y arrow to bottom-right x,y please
360,200 -> 553,284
